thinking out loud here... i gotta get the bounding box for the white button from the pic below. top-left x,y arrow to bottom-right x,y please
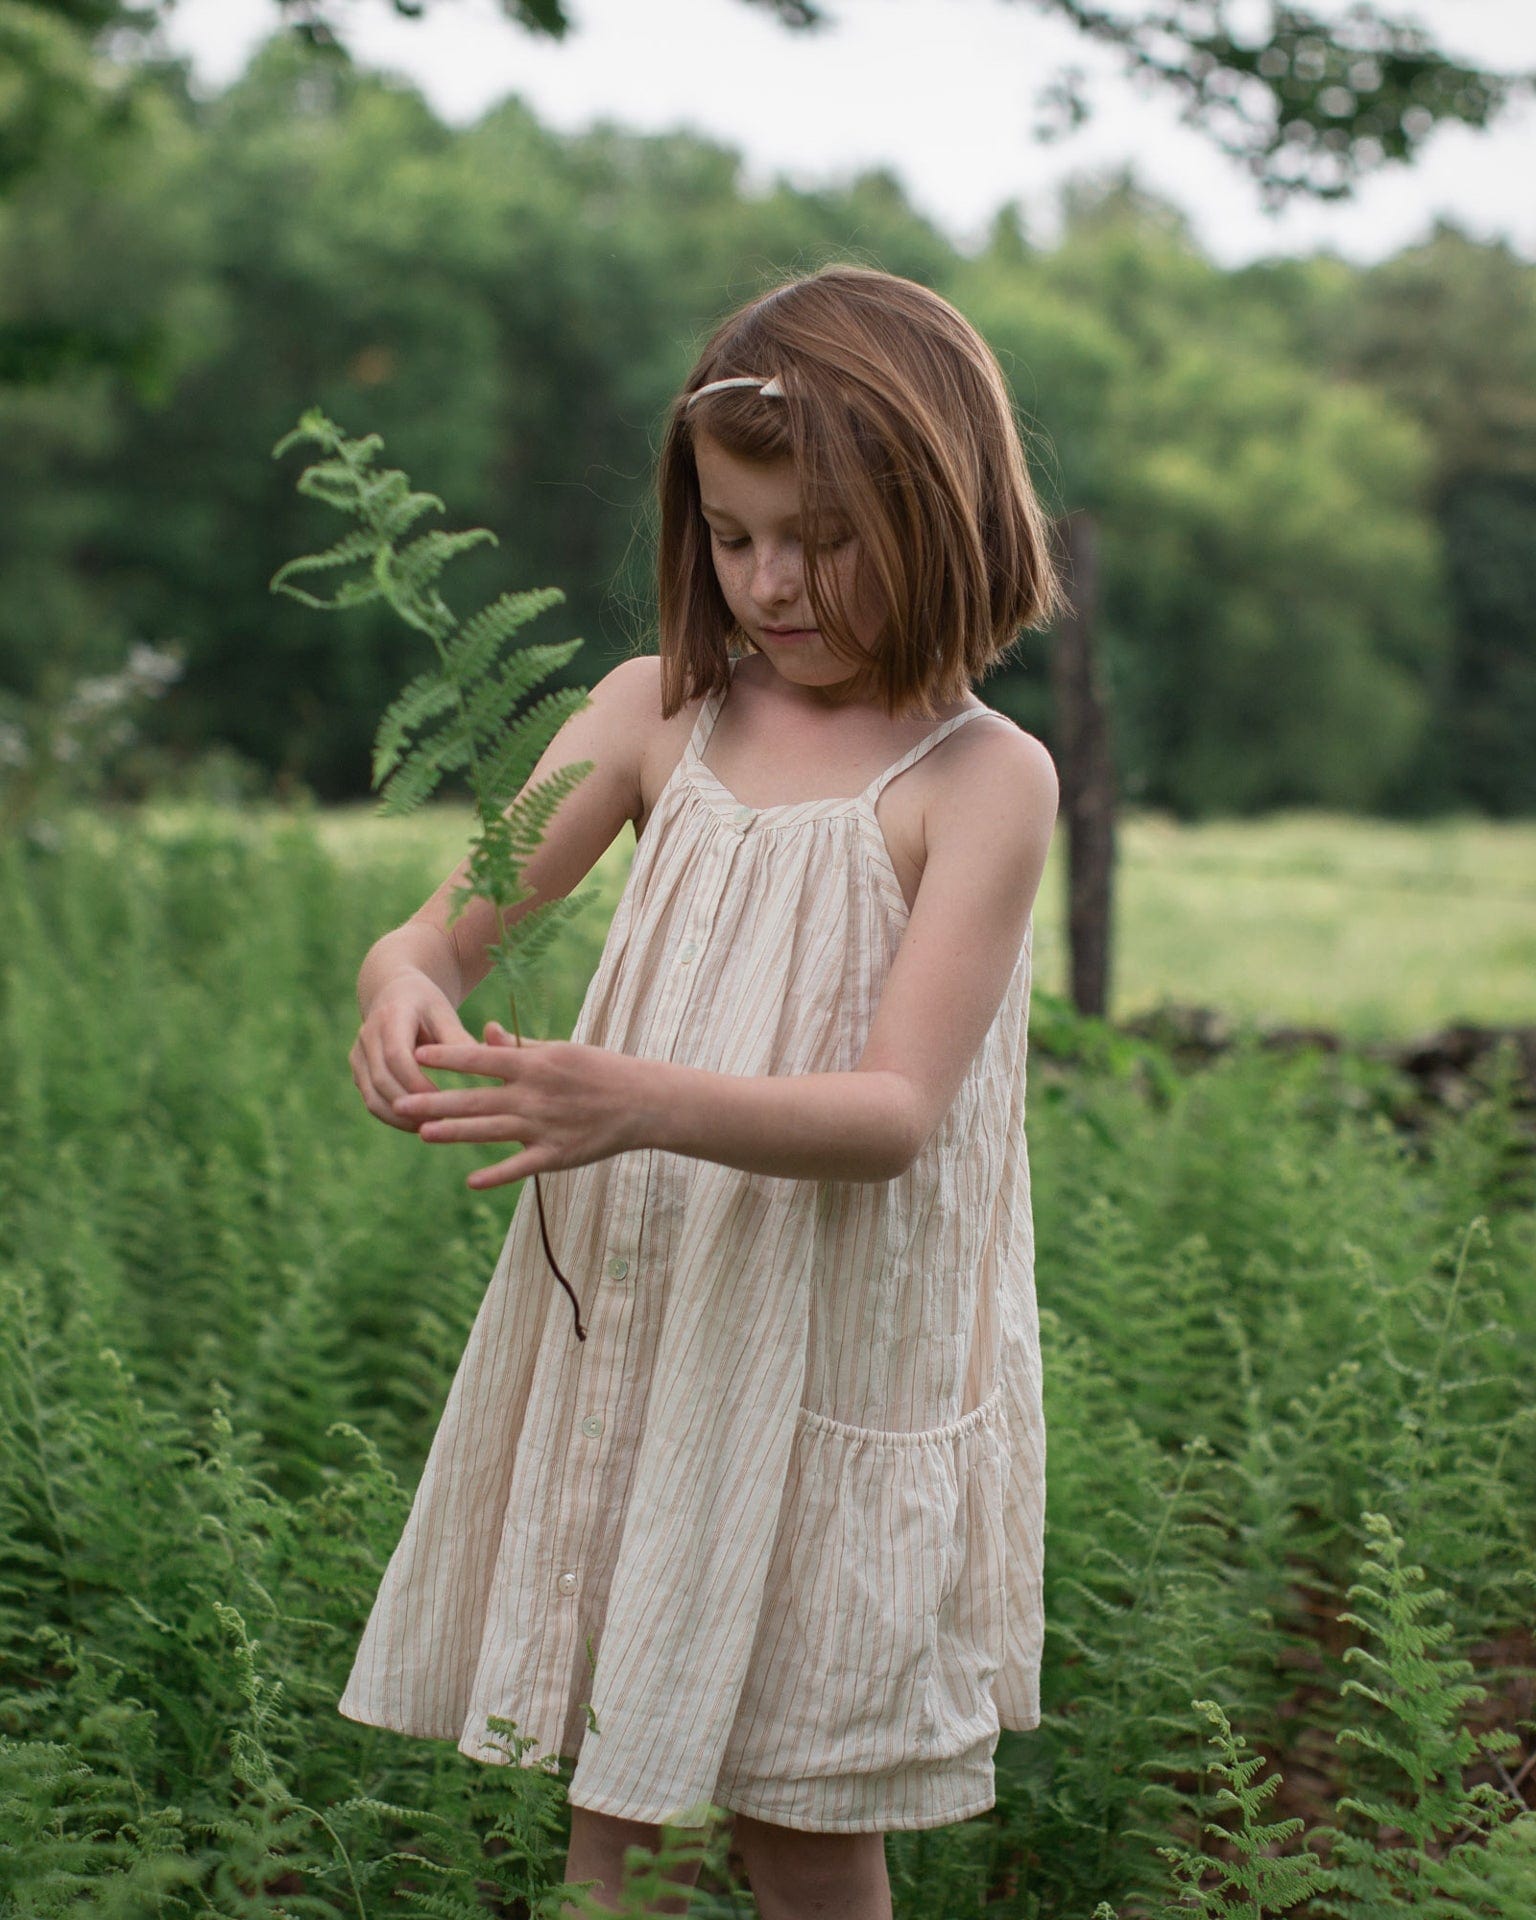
607,1255 -> 629,1280
734,804 -> 754,828
678,940 -> 698,962
581,1414 -> 603,1437
556,1570 -> 578,1595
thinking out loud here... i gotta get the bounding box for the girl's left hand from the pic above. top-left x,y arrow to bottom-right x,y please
398,1020 -> 651,1190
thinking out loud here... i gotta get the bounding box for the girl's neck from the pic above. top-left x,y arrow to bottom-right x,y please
730,647 -> 980,726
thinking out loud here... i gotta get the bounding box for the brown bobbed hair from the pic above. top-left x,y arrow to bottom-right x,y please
656,264 -> 1068,721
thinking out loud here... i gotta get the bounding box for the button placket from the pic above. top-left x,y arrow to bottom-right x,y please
545,1160 -> 637,1671
653,821 -> 741,1062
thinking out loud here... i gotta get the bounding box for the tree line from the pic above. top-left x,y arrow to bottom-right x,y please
0,30 -> 1532,817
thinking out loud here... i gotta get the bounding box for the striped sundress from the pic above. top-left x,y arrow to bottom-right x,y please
337,649 -> 1046,1833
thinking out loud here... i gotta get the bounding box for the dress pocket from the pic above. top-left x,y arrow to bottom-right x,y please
721,1383 -> 1011,1783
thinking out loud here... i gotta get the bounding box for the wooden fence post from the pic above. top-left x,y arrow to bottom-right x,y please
1049,508 -> 1117,1019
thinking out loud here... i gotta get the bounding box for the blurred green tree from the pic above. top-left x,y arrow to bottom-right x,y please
957,171 -> 1449,816
0,29 -> 1529,816
1227,222 -> 1536,814
4,0 -> 1530,215
263,0 -> 1536,211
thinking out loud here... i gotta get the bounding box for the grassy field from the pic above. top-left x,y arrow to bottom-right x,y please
122,799 -> 1535,1041
2,805 -> 1533,1916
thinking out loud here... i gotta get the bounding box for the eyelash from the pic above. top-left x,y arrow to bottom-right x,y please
711,531 -> 853,553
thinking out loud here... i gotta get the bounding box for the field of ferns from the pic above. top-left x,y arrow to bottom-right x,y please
2,805 -> 1533,1917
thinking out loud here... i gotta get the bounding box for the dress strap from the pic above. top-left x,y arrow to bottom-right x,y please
683,655 -> 742,765
863,704 -> 992,806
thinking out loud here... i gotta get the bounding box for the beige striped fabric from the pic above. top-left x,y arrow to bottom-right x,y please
337,649 -> 1046,1834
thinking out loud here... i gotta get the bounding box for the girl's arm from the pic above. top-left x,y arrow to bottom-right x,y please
358,920 -> 464,1018
640,1061 -> 916,1183
399,655 -> 656,1001
351,656 -> 654,1129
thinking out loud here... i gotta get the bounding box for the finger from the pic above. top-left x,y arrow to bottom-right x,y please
466,1148 -> 562,1190
410,1105 -> 526,1128
366,1022 -> 431,1105
351,1042 -> 410,1125
401,1087 -> 519,1119
414,1040 -> 534,1075
355,1079 -> 420,1132
389,1012 -> 445,1096
425,1001 -> 477,1048
418,1116 -> 533,1143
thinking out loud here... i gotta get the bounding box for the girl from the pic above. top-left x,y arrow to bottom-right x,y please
339,264 -> 1064,1920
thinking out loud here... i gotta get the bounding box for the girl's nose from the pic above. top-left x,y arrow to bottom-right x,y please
750,543 -> 800,608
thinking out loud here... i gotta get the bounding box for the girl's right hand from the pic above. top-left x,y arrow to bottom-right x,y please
351,973 -> 476,1132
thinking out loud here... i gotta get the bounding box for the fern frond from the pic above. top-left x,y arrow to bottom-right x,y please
1311,1510 -> 1525,1917
492,885 -> 602,971
380,525 -> 499,613
268,527 -> 383,608
375,487 -> 449,544
446,588 -> 569,687
273,408 -> 598,1340
376,732 -> 476,819
495,757 -> 595,863
475,689 -> 591,810
372,672 -> 463,787
1150,1699 -> 1325,1917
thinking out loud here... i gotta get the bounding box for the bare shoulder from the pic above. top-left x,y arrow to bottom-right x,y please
928,711 -> 1059,835
600,651 -> 692,738
919,712 -> 1059,908
595,650 -> 666,724
612,653 -> 715,833
582,653 -> 676,825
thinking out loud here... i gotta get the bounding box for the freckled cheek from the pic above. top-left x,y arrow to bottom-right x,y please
713,560 -> 752,619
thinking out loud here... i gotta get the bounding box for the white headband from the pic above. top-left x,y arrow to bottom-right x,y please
685,374 -> 785,408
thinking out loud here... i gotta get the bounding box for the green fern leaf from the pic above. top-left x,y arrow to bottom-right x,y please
380,526 -> 498,614
477,692 -> 592,815
372,673 -> 464,786
376,735 -> 475,819
447,586 -> 569,677
268,527 -> 382,607
489,885 -> 602,981
496,763 -> 594,867
377,486 -> 450,543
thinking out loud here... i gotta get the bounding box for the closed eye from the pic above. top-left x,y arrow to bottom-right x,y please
709,530 -> 853,553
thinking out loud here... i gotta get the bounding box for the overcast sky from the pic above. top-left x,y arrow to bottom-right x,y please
158,0 -> 1536,267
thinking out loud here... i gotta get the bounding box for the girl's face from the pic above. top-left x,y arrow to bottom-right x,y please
693,431 -> 883,693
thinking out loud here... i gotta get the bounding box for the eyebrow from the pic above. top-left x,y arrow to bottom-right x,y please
699,501 -> 799,519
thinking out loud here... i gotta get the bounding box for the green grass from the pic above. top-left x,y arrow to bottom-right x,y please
124,799 -> 1534,1042
2,805 -> 1533,1917
1113,809 -> 1536,1038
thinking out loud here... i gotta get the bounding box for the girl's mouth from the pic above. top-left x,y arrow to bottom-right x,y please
762,628 -> 817,645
